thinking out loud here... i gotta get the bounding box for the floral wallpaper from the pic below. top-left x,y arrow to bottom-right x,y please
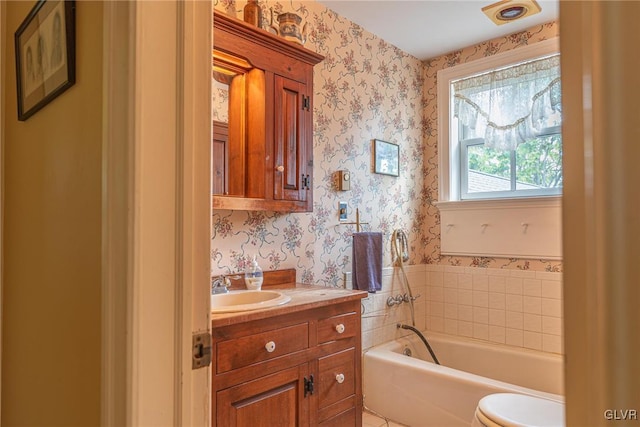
212,0 -> 425,286
212,83 -> 228,123
211,0 -> 562,287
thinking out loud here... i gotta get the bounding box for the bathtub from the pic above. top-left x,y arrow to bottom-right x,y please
363,332 -> 564,427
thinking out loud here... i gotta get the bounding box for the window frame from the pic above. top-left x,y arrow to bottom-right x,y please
437,38 -> 560,203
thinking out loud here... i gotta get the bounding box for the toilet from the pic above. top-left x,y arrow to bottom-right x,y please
472,393 -> 565,427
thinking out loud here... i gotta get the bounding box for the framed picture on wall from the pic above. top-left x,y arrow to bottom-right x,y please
373,139 -> 400,177
15,0 -> 76,121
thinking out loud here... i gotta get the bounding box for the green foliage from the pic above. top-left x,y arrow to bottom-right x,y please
468,145 -> 510,179
516,134 -> 563,188
467,134 -> 562,190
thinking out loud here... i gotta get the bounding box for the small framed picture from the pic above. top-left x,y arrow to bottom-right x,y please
15,0 -> 76,121
373,139 -> 399,177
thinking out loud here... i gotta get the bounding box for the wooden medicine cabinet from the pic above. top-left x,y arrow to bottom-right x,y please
212,10 -> 324,212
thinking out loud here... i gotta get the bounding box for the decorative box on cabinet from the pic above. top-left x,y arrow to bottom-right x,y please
212,11 -> 324,212
211,291 -> 364,427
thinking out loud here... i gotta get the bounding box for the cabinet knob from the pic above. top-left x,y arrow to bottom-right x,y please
276,165 -> 285,172
265,341 -> 276,353
335,373 -> 345,384
335,324 -> 345,334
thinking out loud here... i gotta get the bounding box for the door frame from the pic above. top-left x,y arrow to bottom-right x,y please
0,1 -> 6,419
560,2 -> 640,424
102,1 -> 211,426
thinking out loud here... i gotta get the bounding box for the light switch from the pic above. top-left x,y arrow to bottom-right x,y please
339,202 -> 348,221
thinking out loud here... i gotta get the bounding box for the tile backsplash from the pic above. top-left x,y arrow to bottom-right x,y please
350,264 -> 563,354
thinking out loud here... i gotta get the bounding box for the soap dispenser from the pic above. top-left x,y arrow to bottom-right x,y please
244,255 -> 263,290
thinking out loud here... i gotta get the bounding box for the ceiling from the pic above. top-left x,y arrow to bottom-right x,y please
315,0 -> 559,60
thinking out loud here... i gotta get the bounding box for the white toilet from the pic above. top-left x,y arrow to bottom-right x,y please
472,393 -> 565,427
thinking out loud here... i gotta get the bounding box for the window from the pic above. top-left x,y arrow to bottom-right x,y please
460,129 -> 562,199
438,39 -> 562,202
435,40 -> 562,259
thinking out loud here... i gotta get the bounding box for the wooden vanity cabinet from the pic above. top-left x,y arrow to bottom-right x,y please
211,299 -> 363,427
212,11 -> 324,212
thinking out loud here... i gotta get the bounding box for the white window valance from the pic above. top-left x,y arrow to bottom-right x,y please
453,54 -> 561,151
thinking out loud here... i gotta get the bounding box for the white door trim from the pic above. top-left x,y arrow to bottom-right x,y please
102,1 -> 211,425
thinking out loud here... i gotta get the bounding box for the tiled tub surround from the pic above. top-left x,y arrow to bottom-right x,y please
348,264 -> 563,355
425,264 -> 564,354
345,265 -> 427,352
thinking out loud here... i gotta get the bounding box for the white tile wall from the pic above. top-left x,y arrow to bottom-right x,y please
424,264 -> 564,354
348,264 -> 563,355
345,265 -> 427,352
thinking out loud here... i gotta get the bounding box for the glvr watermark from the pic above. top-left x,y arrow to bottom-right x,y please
604,409 -> 638,421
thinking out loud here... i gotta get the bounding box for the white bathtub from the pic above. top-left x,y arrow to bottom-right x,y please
363,332 -> 564,427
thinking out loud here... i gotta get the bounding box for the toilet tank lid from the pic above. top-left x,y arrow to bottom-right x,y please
478,393 -> 565,427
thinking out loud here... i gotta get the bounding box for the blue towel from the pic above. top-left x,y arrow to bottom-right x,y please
352,232 -> 383,293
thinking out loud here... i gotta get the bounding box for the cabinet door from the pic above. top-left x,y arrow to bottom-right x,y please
217,364 -> 310,427
274,75 -> 311,205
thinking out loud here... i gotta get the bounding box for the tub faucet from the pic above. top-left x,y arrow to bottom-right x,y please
387,294 -> 405,307
211,276 -> 231,294
386,293 -> 421,307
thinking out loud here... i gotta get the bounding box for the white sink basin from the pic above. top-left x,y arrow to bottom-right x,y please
211,290 -> 291,313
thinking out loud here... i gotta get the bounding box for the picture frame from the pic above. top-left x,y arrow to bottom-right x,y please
373,139 -> 400,177
15,0 -> 75,121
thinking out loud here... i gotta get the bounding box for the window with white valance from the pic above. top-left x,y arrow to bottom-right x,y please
439,40 -> 562,202
436,39 -> 562,259
453,54 -> 561,151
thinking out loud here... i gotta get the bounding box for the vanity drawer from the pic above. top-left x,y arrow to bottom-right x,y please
317,347 -> 355,409
216,323 -> 309,373
317,312 -> 357,344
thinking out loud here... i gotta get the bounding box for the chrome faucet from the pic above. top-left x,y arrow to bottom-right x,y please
211,276 -> 231,294
386,292 -> 421,307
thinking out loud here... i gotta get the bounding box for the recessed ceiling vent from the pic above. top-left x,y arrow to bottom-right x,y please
482,0 -> 541,25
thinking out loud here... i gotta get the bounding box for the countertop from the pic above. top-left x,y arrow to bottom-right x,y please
211,284 -> 367,328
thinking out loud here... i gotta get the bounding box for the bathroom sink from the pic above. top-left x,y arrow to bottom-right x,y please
211,290 -> 291,313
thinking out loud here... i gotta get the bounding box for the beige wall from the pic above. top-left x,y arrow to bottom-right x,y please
2,2 -> 102,425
